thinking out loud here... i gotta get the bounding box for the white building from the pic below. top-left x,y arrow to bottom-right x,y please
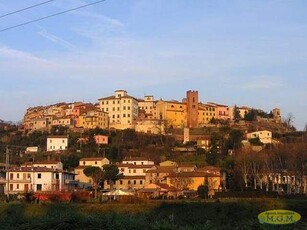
122,157 -> 155,166
98,90 -> 139,129
246,130 -> 272,144
47,136 -> 68,151
4,163 -> 76,194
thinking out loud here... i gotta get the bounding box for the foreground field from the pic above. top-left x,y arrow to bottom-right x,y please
0,198 -> 306,229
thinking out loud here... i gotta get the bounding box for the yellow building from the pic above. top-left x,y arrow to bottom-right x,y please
166,171 -> 221,191
198,103 -> 218,125
155,100 -> 187,128
77,109 -> 109,129
75,157 -> 110,188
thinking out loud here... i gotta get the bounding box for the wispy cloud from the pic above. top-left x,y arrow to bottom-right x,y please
0,45 -> 52,65
37,29 -> 76,51
241,76 -> 284,90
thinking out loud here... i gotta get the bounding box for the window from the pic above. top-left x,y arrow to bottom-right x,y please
17,173 -> 19,179
113,101 -> 115,104
140,180 -> 143,185
128,106 -> 130,110
27,173 -> 31,179
133,180 -> 136,185
133,169 -> 136,173
62,140 -> 65,143
123,114 -> 126,117
120,180 -> 123,185
128,180 -> 131,184
17,184 -> 19,189
10,173 -> 13,180
37,173 -> 41,179
37,184 -> 42,191
123,106 -> 126,110
95,161 -> 97,165
50,140 -> 52,143
10,184 -> 13,191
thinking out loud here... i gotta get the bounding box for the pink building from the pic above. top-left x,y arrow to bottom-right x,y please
208,102 -> 230,120
94,135 -> 108,145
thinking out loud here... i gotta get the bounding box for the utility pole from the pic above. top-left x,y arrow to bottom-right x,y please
5,146 -> 10,202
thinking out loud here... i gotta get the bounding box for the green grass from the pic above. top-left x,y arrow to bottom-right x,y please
0,199 -> 306,229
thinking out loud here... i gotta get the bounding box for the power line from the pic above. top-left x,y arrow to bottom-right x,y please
0,0 -> 106,33
0,0 -> 56,19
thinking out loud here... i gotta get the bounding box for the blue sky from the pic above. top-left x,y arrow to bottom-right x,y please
0,0 -> 306,130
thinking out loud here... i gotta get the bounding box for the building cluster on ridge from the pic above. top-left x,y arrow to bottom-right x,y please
22,89 -> 282,134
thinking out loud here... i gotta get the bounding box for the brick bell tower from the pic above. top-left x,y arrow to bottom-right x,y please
186,90 -> 199,128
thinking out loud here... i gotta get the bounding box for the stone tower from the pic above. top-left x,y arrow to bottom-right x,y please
272,108 -> 281,123
186,90 -> 199,128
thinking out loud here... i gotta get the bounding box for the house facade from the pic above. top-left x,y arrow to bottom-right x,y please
98,90 -> 139,130
246,130 -> 272,144
4,164 -> 76,194
47,136 -> 68,151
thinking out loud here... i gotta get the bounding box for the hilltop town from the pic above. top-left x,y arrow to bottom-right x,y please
22,89 -> 289,134
0,89 -> 305,201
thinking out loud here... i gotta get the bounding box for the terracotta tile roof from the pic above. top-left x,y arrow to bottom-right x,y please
8,167 -> 74,174
168,171 -> 220,178
117,163 -> 155,169
146,166 -> 176,173
79,157 -> 108,161
123,157 -> 152,161
122,175 -> 145,180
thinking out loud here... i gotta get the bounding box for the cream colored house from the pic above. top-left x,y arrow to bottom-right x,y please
104,157 -> 155,190
47,136 -> 68,152
246,130 -> 272,144
52,117 -> 74,128
98,90 -> 139,129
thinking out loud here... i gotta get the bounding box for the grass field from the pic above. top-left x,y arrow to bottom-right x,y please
0,198 -> 306,229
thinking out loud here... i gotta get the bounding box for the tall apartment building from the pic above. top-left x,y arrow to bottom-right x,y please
98,90 -> 139,129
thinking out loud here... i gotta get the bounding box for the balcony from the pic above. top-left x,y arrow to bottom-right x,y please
0,177 -> 6,184
7,179 -> 31,183
52,179 -> 60,185
64,179 -> 78,185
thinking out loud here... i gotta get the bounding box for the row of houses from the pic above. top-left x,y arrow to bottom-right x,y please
2,156 -> 306,197
0,157 -> 223,197
23,89 -> 282,134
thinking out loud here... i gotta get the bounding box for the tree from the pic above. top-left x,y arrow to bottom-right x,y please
83,166 -> 104,198
233,105 -> 241,122
169,173 -> 193,190
102,164 -> 123,190
197,185 -> 209,199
